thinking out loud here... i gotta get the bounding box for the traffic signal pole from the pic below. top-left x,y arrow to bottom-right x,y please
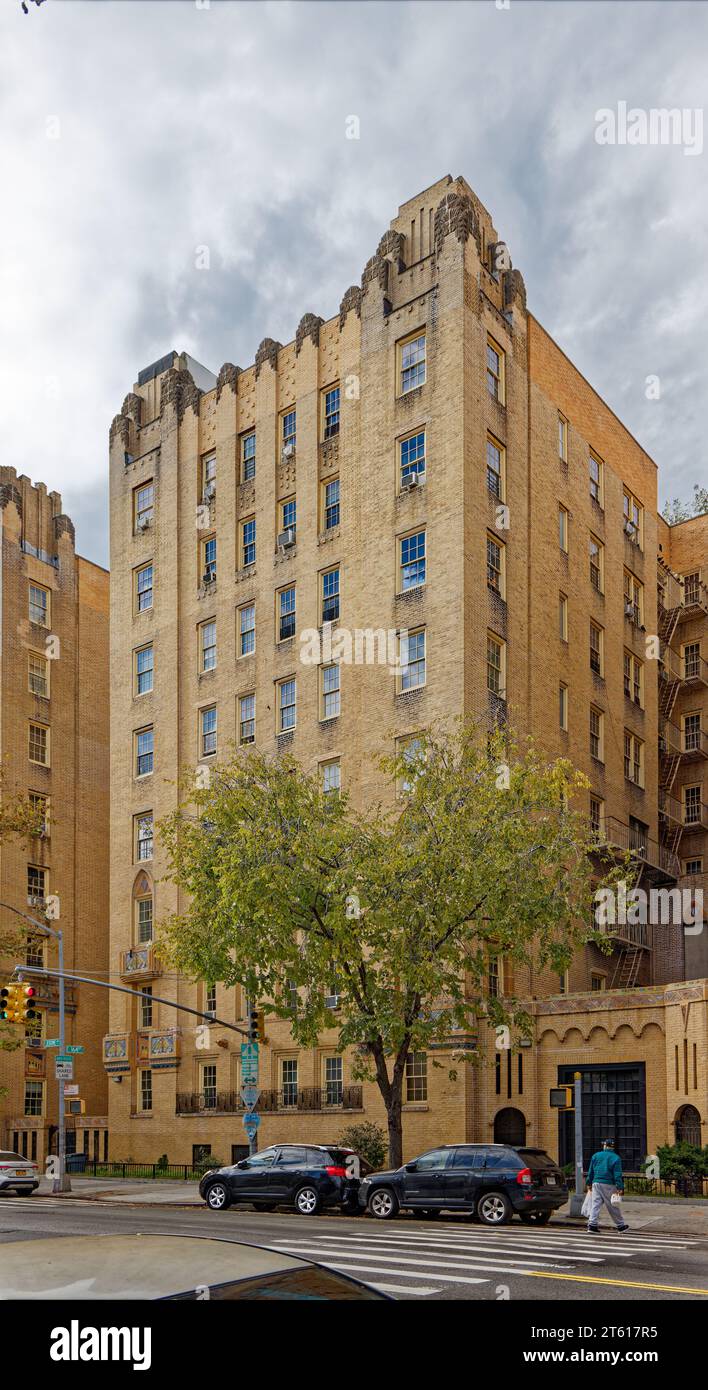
569,1071 -> 584,1217
0,902 -> 70,1192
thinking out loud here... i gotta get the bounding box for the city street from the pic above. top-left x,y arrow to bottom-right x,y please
1,1194 -> 707,1301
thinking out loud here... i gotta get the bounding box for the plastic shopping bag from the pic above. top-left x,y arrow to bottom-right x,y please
610,1191 -> 623,1206
581,1189 -> 593,1218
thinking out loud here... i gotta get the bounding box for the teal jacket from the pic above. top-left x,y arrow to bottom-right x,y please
587,1149 -> 623,1190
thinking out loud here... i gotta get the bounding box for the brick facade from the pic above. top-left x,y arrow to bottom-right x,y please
106,176 -> 708,1165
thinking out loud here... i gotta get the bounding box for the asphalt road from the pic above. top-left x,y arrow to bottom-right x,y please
1,1194 -> 707,1300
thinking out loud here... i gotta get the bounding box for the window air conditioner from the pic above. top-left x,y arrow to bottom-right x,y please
203,480 -> 216,501
137,515 -> 151,532
401,472 -> 419,491
277,528 -> 296,551
282,443 -> 295,461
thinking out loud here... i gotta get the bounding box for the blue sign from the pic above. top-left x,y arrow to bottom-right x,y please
240,1042 -> 259,1062
243,1113 -> 260,1134
66,1045 -> 84,1055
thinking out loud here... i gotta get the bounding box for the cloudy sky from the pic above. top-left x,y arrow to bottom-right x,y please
2,0 -> 706,566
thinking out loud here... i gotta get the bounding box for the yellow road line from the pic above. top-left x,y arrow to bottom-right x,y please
527,1271 -> 708,1296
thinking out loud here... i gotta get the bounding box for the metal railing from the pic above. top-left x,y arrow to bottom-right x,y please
602,817 -> 679,879
176,1085 -> 363,1115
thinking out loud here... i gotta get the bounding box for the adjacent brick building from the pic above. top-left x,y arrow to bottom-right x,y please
105,175 -> 708,1169
0,472 -> 110,1164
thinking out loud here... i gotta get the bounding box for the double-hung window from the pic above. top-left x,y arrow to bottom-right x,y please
239,603 -> 255,656
135,644 -> 153,695
135,726 -> 154,777
486,434 -> 505,499
200,705 -> 217,757
323,477 -> 340,530
241,517 -> 256,568
200,620 -> 217,672
277,678 -> 296,733
320,663 -> 340,720
400,430 -> 426,487
278,586 -> 296,642
241,432 -> 256,481
321,568 -> 340,624
399,530 -> 426,590
399,332 -> 426,393
323,386 -> 340,439
399,629 -> 426,691
239,693 -> 255,745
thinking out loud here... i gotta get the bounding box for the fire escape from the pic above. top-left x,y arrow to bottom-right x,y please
658,563 -> 687,872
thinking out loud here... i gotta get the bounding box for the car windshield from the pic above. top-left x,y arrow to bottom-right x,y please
166,1266 -> 387,1301
518,1149 -> 558,1171
0,1153 -> 25,1162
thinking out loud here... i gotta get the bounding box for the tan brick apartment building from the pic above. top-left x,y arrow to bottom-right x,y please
105,175 -> 708,1169
0,472 -> 110,1165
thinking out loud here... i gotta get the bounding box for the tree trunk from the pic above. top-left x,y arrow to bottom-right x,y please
386,1091 -> 404,1170
369,1035 -> 410,1169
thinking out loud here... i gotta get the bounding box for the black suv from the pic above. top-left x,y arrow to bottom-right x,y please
200,1144 -> 363,1216
358,1144 -> 568,1224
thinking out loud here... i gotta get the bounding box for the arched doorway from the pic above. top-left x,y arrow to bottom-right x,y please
494,1107 -> 527,1146
675,1104 -> 702,1146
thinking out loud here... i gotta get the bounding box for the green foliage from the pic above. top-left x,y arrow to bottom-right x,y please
158,722 -> 626,1162
0,776 -> 49,1059
193,1154 -> 224,1175
656,1142 -> 708,1180
337,1121 -> 388,1171
662,485 -> 708,525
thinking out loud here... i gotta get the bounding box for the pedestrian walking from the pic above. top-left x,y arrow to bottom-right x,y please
585,1139 -> 628,1232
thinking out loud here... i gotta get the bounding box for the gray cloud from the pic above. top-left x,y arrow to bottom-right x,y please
2,0 -> 706,565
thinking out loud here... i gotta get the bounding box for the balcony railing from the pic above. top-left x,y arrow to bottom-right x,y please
119,946 -> 160,981
659,791 -> 684,826
684,800 -> 708,832
600,918 -> 649,948
176,1085 -> 363,1116
683,650 -> 708,686
679,577 -> 708,620
601,817 -> 679,880
682,727 -> 708,760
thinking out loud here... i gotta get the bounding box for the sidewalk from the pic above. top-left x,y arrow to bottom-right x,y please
35,1178 -> 708,1232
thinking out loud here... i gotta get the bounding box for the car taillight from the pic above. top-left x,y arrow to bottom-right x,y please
516,1167 -> 533,1185
325,1166 -> 347,1177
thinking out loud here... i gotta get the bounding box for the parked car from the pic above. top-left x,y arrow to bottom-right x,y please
359,1143 -> 568,1224
0,1151 -> 39,1196
0,1234 -> 390,1300
199,1144 -> 364,1216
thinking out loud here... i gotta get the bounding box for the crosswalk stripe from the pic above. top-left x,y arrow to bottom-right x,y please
297,1233 -> 605,1264
368,1281 -> 438,1296
349,1228 -> 693,1256
315,1261 -> 489,1288
269,1242 -> 569,1275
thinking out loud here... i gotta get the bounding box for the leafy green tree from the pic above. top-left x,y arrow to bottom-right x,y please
159,724 -> 623,1167
662,485 -> 708,525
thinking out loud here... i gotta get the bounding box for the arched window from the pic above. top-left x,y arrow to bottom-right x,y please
494,1106 -> 527,1146
132,871 -> 153,945
675,1104 -> 702,1147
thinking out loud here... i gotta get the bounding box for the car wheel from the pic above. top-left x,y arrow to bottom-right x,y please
476,1191 -> 512,1226
368,1187 -> 399,1220
205,1182 -> 231,1211
294,1186 -> 321,1216
519,1210 -> 552,1225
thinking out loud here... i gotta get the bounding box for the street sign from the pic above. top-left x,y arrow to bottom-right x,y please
240,1042 -> 259,1062
64,1084 -> 79,1096
240,1085 -> 260,1110
44,1039 -> 61,1048
243,1113 -> 260,1137
55,1061 -> 73,1081
66,1045 -> 84,1055
57,1054 -> 73,1065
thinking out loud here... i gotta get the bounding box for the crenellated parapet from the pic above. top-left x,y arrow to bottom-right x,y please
53,514 -> 76,545
216,362 -> 242,401
255,338 -> 281,378
376,229 -> 405,264
362,253 -> 390,293
338,285 -> 362,329
160,366 -> 201,423
503,268 -> 527,312
109,412 -> 131,447
295,313 -> 324,355
0,483 -> 22,517
121,393 -> 142,427
433,189 -> 481,258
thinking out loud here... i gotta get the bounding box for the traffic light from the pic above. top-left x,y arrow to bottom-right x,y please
249,1008 -> 265,1042
1,983 -> 41,1023
20,985 -> 40,1021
